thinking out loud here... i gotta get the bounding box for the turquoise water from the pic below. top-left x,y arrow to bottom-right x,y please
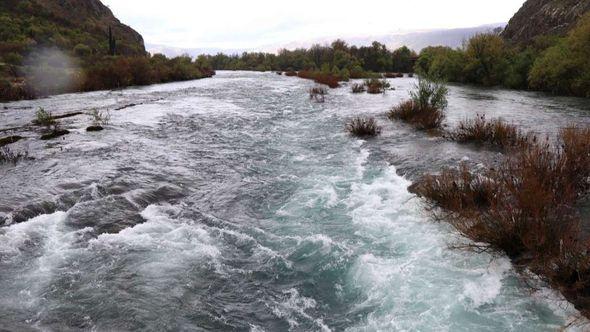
0,71 -> 588,331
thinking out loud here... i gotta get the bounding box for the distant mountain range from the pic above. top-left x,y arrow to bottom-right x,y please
146,23 -> 506,57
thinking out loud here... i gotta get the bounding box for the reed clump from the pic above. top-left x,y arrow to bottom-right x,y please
0,146 -> 28,165
298,70 -> 340,88
411,126 -> 590,316
345,117 -> 381,137
351,83 -> 366,93
451,114 -> 532,150
364,78 -> 390,94
309,86 -> 327,102
388,78 -> 447,130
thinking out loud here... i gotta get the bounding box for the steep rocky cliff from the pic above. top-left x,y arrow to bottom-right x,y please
0,0 -> 145,56
502,0 -> 590,43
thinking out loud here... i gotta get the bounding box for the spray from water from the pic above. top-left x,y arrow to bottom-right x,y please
24,48 -> 80,96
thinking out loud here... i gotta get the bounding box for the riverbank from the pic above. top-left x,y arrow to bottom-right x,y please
0,55 -> 215,103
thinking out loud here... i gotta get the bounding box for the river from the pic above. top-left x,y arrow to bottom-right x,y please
1,71 -> 590,331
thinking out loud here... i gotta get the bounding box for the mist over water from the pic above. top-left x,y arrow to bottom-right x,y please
1,72 -> 590,331
24,48 -> 79,96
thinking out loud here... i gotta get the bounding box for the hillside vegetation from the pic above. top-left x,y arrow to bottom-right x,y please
415,12 -> 590,97
0,0 -> 214,102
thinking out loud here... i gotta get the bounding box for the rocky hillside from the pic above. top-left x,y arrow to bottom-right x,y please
0,0 -> 145,57
502,0 -> 590,43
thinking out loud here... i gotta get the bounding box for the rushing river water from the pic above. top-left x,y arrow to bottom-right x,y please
1,71 -> 590,331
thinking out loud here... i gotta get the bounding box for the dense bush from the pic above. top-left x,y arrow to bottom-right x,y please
364,78 -> 390,94
451,115 -> 531,149
415,46 -> 465,82
529,14 -> 590,97
415,15 -> 590,97
1,53 -> 215,101
411,127 -> 590,315
297,70 -> 340,88
203,40 -> 416,78
345,117 -> 381,137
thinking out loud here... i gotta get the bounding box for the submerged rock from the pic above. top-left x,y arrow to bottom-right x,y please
0,135 -> 24,147
40,129 -> 70,140
86,125 -> 104,132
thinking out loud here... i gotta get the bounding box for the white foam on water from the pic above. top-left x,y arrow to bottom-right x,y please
0,211 -> 68,256
0,211 -> 93,309
342,165 -> 582,331
92,204 -> 222,265
112,96 -> 245,126
462,258 -> 512,308
271,288 -> 332,332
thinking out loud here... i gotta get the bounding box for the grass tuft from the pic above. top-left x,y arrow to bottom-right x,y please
0,146 -> 28,165
89,109 -> 111,126
388,78 -> 448,130
388,100 -> 445,130
351,83 -> 366,93
309,86 -> 327,102
345,117 -> 381,137
364,78 -> 390,94
33,107 -> 56,128
451,115 -> 531,150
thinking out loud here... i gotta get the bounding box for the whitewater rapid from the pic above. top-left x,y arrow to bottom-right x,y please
1,71 -> 589,331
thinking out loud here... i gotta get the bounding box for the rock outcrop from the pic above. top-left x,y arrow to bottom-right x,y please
502,0 -> 590,43
0,0 -> 146,55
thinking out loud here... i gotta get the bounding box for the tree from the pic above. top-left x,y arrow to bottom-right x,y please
463,33 -> 507,86
392,46 -> 415,72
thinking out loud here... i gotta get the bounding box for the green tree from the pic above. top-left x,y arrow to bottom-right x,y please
463,33 -> 507,86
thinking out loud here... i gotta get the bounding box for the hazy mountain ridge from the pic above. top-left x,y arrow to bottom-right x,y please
147,24 -> 505,57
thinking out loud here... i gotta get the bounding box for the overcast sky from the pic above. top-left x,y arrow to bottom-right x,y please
101,0 -> 526,50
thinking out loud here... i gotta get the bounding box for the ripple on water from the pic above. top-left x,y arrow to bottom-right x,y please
0,71 -> 588,331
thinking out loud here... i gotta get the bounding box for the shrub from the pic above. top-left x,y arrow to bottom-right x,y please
33,107 -> 56,128
89,109 -> 111,126
416,46 -> 466,82
529,13 -> 590,97
410,78 -> 448,111
345,117 -> 381,137
73,43 -> 92,57
411,127 -> 590,314
451,115 -> 531,150
463,33 -> 508,86
2,52 -> 23,65
351,83 -> 366,93
285,70 -> 297,77
389,78 -> 448,130
384,72 -> 398,78
297,70 -> 340,88
0,146 -> 27,165
309,86 -> 327,102
389,100 -> 445,130
364,78 -> 390,94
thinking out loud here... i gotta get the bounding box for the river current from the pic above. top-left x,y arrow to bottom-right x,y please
1,71 -> 590,331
